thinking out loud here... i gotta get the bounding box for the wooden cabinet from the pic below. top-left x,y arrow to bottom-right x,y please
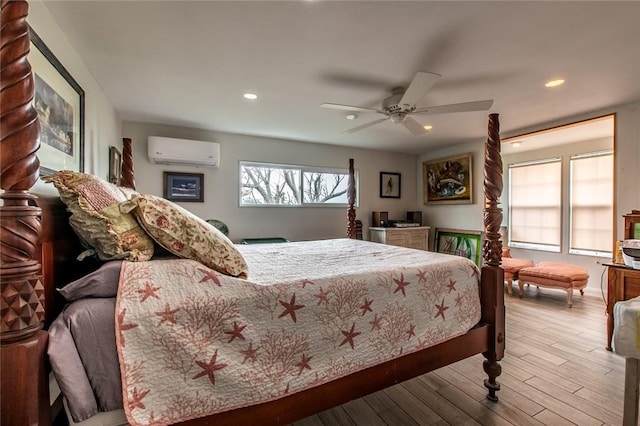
606,264 -> 640,350
369,227 -> 430,251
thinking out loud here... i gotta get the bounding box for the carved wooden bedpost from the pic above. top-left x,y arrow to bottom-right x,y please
346,158 -> 356,239
120,137 -> 135,190
480,113 -> 505,402
1,0 -> 51,424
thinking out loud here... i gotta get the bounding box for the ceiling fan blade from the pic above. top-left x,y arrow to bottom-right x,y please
398,71 -> 441,109
402,116 -> 428,136
320,103 -> 380,113
342,117 -> 390,134
413,99 -> 494,115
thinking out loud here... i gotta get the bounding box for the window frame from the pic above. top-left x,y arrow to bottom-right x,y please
239,161 -> 358,208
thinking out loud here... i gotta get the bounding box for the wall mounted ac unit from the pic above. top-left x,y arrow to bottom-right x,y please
148,136 -> 220,168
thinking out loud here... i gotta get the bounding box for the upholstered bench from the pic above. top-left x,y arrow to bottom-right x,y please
502,257 -> 534,295
517,262 -> 589,307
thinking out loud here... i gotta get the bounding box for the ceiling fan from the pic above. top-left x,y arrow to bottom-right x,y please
321,71 -> 493,136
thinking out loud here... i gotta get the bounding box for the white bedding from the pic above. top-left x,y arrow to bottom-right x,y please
116,239 -> 481,425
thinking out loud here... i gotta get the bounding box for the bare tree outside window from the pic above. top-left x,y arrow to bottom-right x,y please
240,162 -> 352,206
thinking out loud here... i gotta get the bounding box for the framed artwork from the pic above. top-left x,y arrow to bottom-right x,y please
29,26 -> 84,176
380,172 -> 401,198
422,153 -> 473,205
108,146 -> 122,185
164,172 -> 204,202
434,228 -> 483,267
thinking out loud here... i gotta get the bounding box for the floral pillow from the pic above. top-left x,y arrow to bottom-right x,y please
42,171 -> 154,261
120,194 -> 248,278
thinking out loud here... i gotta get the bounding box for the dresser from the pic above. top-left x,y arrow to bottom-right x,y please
369,226 -> 430,251
606,263 -> 640,351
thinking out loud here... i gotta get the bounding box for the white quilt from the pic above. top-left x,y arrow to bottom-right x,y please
115,239 -> 481,425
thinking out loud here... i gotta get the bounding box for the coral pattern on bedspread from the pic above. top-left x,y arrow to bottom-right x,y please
115,239 -> 481,426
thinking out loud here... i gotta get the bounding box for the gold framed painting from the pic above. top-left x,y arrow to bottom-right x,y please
422,153 -> 473,205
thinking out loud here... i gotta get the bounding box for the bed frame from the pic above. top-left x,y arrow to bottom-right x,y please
0,1 -> 505,424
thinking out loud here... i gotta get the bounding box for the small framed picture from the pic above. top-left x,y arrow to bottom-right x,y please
380,172 -> 401,198
163,172 -> 204,202
108,146 -> 121,185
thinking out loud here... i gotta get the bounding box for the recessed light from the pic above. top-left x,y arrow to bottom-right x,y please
511,141 -> 522,147
243,93 -> 258,100
423,125 -> 433,131
346,114 -> 358,120
545,79 -> 565,88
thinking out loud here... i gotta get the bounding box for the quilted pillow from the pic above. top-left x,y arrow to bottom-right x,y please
42,171 -> 154,261
120,194 -> 248,278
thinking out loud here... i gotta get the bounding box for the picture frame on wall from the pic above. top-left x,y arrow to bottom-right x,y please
422,153 -> 473,205
380,172 -> 401,198
29,26 -> 85,176
164,172 -> 204,202
108,146 -> 122,185
434,228 -> 483,267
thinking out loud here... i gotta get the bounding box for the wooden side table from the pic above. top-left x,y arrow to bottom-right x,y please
606,263 -> 640,350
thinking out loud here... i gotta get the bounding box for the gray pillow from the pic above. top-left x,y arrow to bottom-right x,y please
58,261 -> 122,301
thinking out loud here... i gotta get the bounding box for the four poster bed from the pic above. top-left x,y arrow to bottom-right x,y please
0,1 -> 505,425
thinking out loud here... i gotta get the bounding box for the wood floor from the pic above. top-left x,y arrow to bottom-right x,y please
293,284 -> 629,426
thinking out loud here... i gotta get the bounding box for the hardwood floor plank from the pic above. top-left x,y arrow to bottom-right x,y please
341,398 -> 387,426
524,375 -> 622,425
532,409 -> 579,426
316,406 -> 356,425
377,405 -> 420,426
383,382 -> 443,424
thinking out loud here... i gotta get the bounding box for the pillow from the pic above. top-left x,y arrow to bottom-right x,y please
58,261 -> 123,301
120,194 -> 249,278
42,171 -> 154,261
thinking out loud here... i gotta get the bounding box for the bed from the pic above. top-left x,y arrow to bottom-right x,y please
0,2 -> 505,425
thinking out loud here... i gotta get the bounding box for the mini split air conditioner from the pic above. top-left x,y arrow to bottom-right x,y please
148,136 -> 220,168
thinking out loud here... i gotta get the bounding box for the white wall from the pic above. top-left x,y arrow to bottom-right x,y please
28,1 -> 120,195
123,121 -> 419,243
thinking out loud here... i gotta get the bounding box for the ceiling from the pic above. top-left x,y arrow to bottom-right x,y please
42,1 -> 640,155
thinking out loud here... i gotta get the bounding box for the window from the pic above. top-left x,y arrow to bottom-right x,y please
569,151 -> 613,256
508,159 -> 562,252
240,162 -> 354,207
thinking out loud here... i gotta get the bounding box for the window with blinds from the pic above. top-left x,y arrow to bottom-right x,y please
508,159 -> 562,252
569,151 -> 613,256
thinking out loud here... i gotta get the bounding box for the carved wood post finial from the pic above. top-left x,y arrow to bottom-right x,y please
482,113 -> 503,266
120,137 -> 136,190
347,158 -> 356,239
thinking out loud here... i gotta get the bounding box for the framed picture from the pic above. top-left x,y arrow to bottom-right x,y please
422,153 -> 473,205
164,172 -> 204,202
434,228 -> 483,267
380,172 -> 401,198
29,27 -> 84,176
108,146 -> 122,185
